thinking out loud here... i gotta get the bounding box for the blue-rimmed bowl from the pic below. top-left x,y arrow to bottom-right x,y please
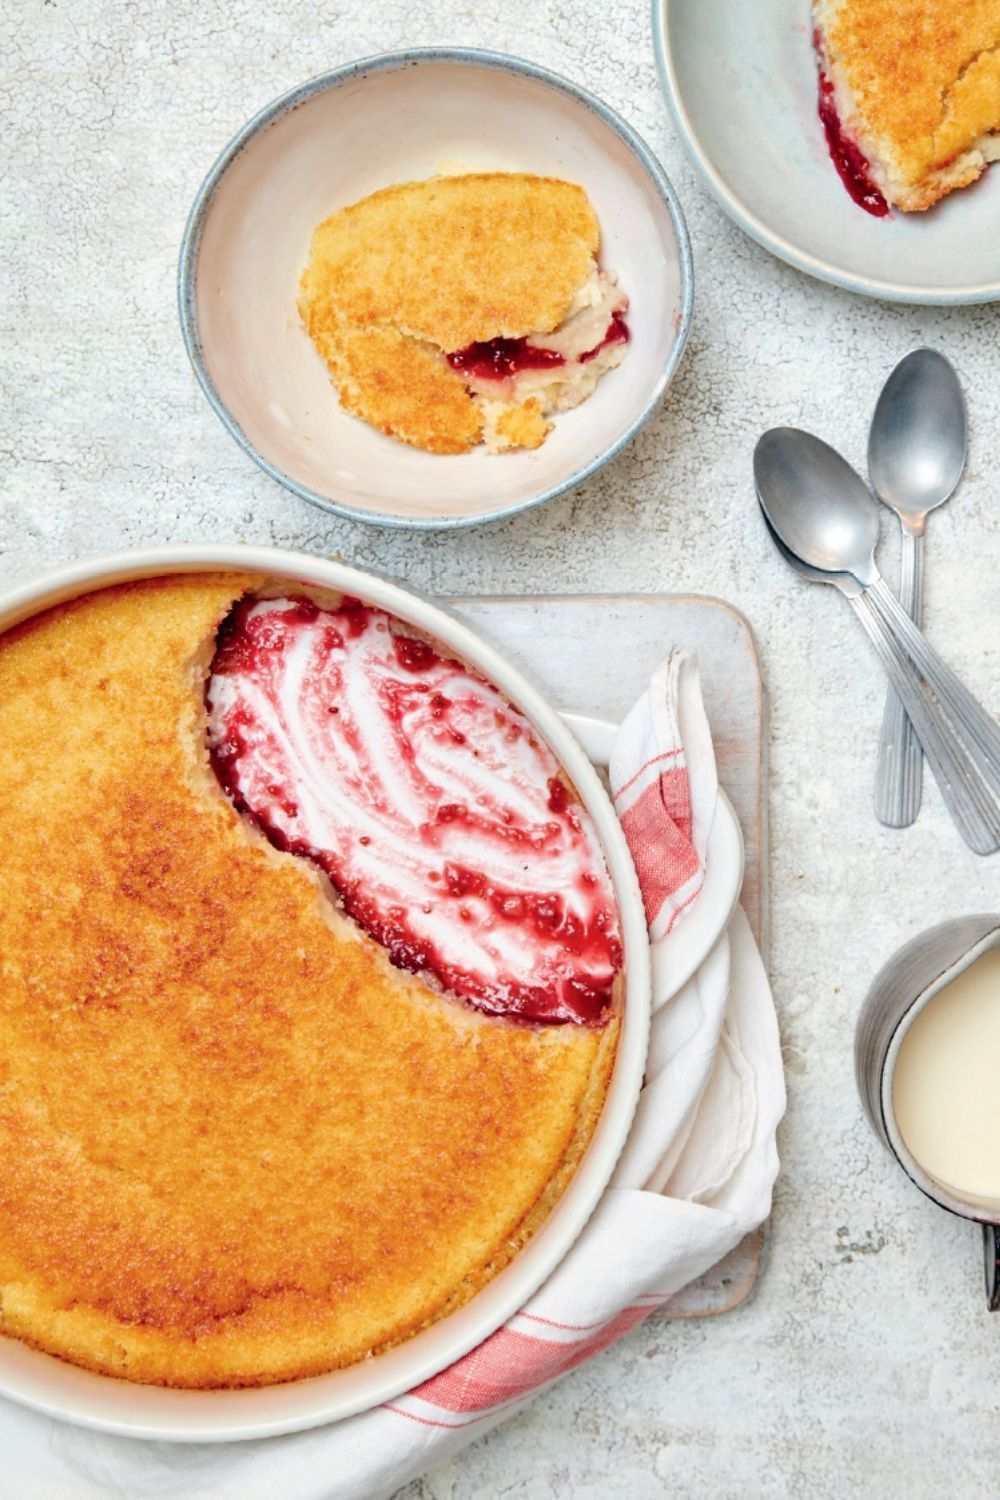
178,48 -> 693,530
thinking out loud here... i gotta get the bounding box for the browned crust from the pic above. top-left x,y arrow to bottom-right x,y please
817,0 -> 1000,210
312,322 -> 483,455
0,575 -> 619,1388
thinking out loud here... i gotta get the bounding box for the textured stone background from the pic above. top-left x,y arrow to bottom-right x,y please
4,2 -> 1000,1496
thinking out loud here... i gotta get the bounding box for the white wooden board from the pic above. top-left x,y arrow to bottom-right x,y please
448,593 -> 768,1317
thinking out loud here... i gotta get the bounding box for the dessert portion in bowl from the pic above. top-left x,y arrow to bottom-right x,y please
181,50 -> 692,524
0,574 -> 622,1389
298,171 -> 630,454
814,0 -> 1000,214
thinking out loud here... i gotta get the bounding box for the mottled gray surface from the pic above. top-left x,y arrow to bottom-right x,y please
4,2 -> 1000,1496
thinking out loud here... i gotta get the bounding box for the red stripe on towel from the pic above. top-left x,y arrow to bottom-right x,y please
408,1305 -> 654,1414
619,769 -> 697,923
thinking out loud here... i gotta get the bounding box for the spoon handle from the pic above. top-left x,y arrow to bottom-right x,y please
874,531 -> 924,828
867,576 -> 1000,801
849,594 -> 1000,855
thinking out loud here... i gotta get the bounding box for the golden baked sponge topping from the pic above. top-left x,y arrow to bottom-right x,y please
301,172 -> 599,351
815,0 -> 1000,211
0,576 -> 619,1388
298,172 -> 630,454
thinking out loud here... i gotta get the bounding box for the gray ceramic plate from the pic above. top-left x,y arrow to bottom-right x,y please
654,0 -> 1000,305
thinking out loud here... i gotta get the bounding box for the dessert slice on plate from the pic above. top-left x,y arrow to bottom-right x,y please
814,0 -> 1000,212
299,172 -> 630,454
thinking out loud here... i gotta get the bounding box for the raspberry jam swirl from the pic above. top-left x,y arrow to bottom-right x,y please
206,597 -> 621,1025
814,30 -> 890,218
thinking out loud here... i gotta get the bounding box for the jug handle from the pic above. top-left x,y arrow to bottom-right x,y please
984,1224 -> 1000,1311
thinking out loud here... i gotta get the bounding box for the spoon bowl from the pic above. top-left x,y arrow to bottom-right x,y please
869,349 -> 967,533
753,428 -> 881,583
758,505 -> 861,595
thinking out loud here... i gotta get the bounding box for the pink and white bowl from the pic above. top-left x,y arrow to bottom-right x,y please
178,49 -> 694,530
0,544 -> 651,1441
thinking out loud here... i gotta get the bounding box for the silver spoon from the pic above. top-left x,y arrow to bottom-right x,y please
753,429 -> 1000,789
754,429 -> 1000,854
869,349 -> 968,829
758,506 -> 999,854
